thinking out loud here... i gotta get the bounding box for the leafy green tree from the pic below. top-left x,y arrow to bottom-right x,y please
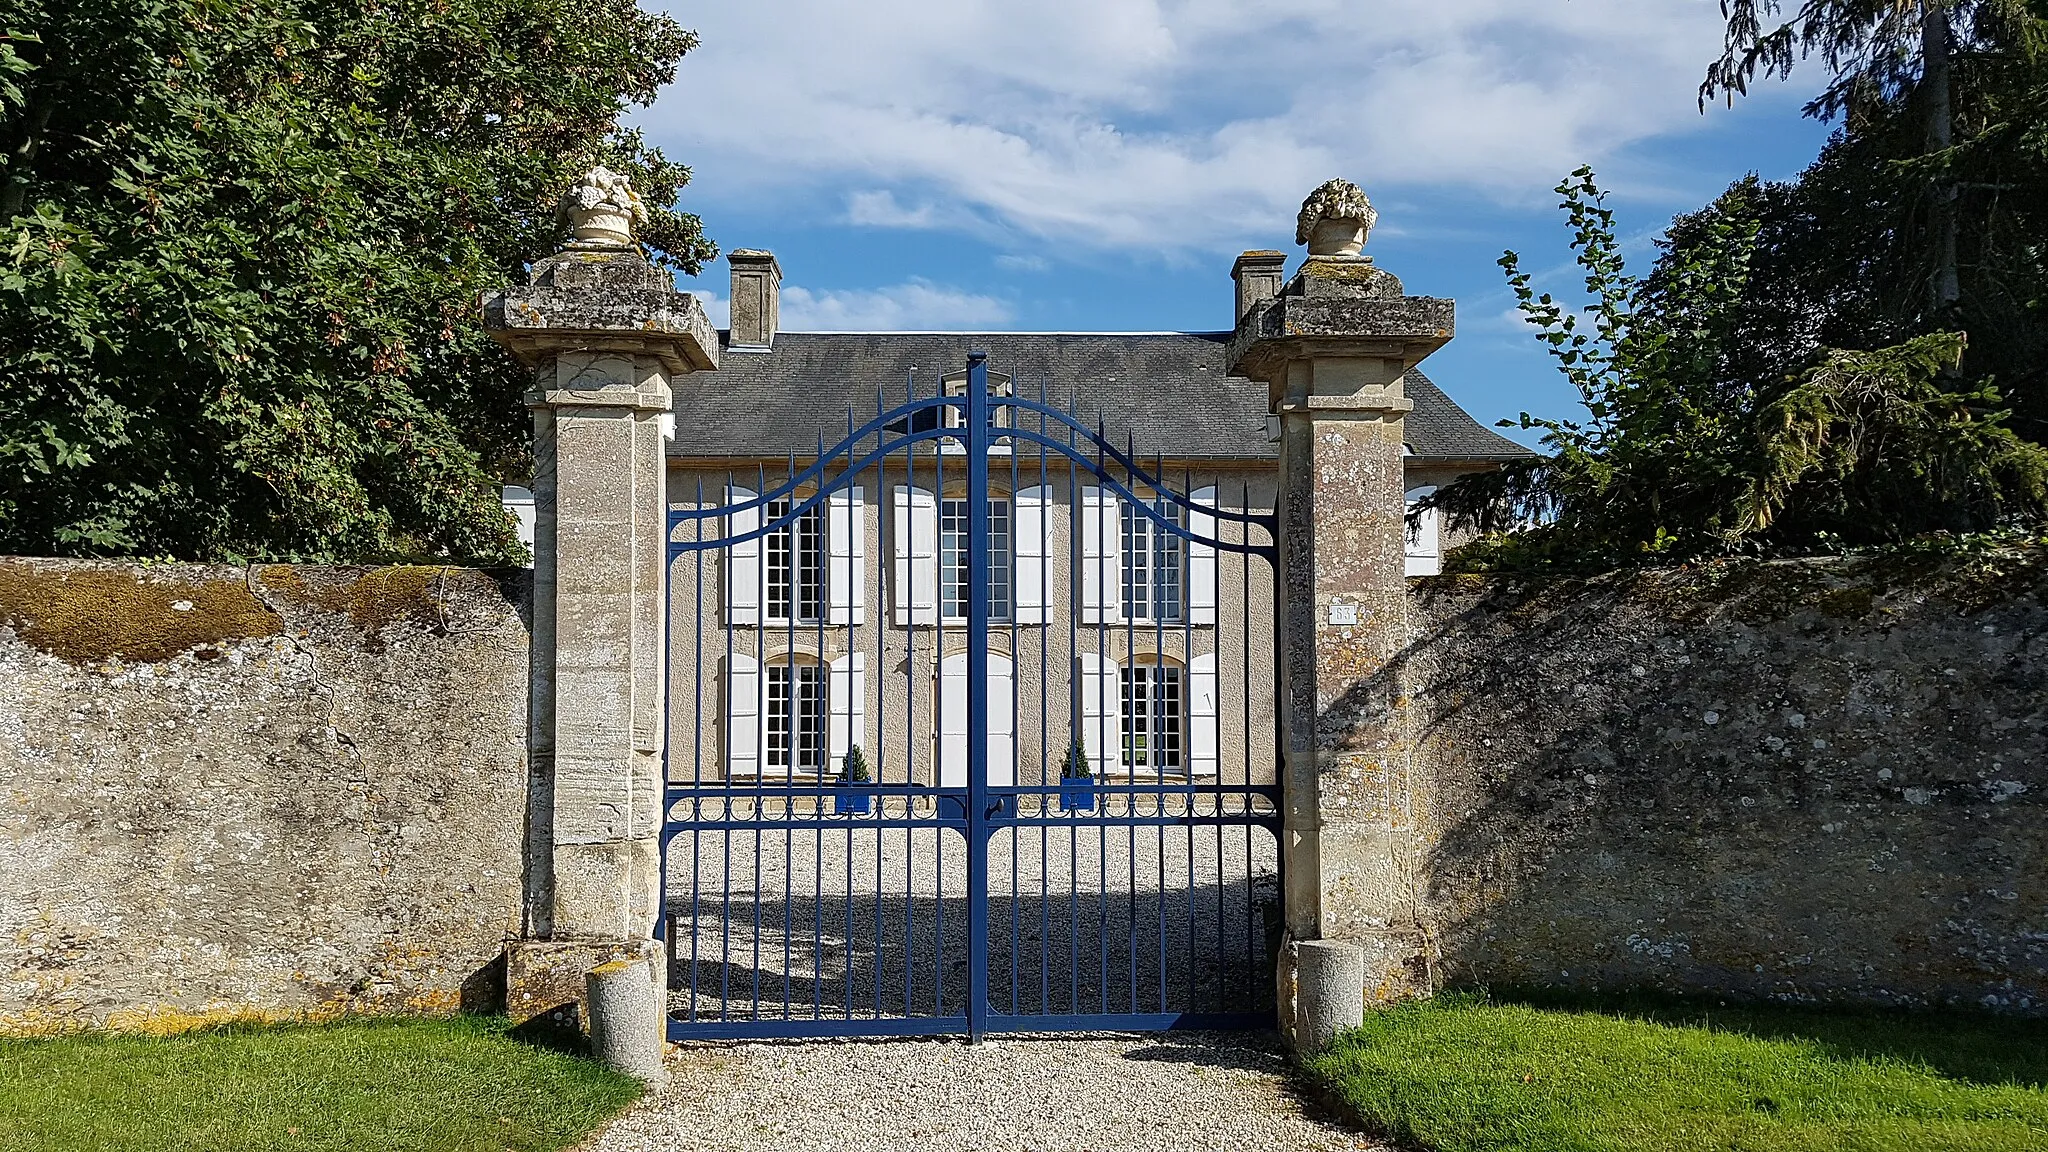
1702,1 -> 2042,317
1433,168 -> 2048,567
0,0 -> 715,563
1684,21 -> 2048,443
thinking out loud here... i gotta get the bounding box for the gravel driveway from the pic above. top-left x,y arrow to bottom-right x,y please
584,1032 -> 1376,1152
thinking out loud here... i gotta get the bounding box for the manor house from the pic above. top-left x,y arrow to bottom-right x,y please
656,248 -> 1529,793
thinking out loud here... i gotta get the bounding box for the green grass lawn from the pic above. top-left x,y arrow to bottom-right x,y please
0,1015 -> 643,1152
1305,992 -> 2048,1152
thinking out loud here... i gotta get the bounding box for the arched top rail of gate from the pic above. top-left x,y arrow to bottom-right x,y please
666,368 -> 1278,560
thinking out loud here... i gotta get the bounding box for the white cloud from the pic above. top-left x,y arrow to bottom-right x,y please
642,0 -> 1800,256
780,280 -> 1015,331
689,289 -> 728,329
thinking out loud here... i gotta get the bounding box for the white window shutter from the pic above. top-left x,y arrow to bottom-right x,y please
988,653 -> 1015,787
1078,487 -> 1122,625
828,652 -> 867,774
1189,653 -> 1219,778
827,486 -> 866,625
726,652 -> 761,777
892,486 -> 938,626
1405,485 -> 1441,577
936,652 -> 1015,787
1014,486 -> 1052,625
725,486 -> 762,625
1074,652 -> 1119,776
1188,486 -> 1218,625
938,653 -> 967,789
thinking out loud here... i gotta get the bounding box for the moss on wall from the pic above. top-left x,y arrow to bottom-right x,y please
0,559 -> 531,1035
258,565 -> 451,635
0,559 -> 282,663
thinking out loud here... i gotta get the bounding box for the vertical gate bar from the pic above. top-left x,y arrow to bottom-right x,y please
1067,410 -> 1082,1016
1009,397 -> 1022,1018
1130,434 -> 1146,1008
964,351 -> 991,1044
691,478 -> 706,1022
871,389 -> 885,1022
1179,457 -> 1196,1004
1096,425 -> 1109,1016
905,364 -> 921,1012
783,451 -> 796,1021
1155,451 -> 1169,1015
1037,374 -> 1052,1017
936,376 -> 950,1021
1183,463 -> 1197,1013
657,514 -> 673,1025
850,408 -> 866,1022
753,462 -> 766,1020
815,433 -> 827,1020
1244,480 -> 1257,983
723,471 -> 738,1021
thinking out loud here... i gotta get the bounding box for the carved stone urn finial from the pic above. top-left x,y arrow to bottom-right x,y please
560,166 -> 649,250
1295,178 -> 1377,258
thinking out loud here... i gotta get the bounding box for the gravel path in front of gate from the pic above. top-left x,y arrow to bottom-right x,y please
583,1032 -> 1377,1152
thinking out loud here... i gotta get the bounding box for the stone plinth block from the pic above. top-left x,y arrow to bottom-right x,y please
506,938 -> 664,1041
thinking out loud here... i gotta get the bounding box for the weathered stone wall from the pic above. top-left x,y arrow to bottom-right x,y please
1403,547 -> 2046,1013
0,559 -> 531,1035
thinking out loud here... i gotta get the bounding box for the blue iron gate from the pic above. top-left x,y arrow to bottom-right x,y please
659,353 -> 1281,1041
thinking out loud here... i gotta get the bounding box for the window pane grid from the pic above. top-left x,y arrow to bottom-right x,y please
1118,664 -> 1184,774
765,498 -> 823,623
940,496 -> 1012,622
766,664 -> 827,773
1121,499 -> 1184,621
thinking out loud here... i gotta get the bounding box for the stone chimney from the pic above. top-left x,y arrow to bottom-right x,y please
1231,250 -> 1287,323
727,249 -> 781,350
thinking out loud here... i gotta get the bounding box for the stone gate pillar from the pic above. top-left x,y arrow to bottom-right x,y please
1227,180 -> 1452,1047
481,169 -> 717,1065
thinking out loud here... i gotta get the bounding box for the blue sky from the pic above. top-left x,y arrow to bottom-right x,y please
638,1 -> 1833,449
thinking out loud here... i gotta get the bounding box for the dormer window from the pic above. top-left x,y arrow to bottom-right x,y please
941,369 -> 1013,435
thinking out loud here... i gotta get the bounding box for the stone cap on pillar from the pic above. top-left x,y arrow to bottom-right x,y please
1228,179 -> 1455,410
480,168 -> 720,379
482,250 -> 720,377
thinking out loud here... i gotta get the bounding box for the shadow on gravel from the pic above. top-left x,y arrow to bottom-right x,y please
664,826 -> 1282,1029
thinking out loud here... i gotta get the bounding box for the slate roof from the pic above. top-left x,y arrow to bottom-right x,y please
668,331 -> 1533,462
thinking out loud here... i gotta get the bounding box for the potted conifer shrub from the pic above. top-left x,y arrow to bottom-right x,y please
835,744 -> 873,815
1058,740 -> 1096,812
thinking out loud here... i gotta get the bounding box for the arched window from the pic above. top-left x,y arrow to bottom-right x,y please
1119,654 -> 1185,774
765,652 -> 828,774
727,651 -> 865,778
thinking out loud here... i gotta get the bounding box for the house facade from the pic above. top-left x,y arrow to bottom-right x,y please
660,250 -> 1530,794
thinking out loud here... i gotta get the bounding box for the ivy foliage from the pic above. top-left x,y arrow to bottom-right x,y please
1431,168 -> 2048,569
0,0 -> 715,563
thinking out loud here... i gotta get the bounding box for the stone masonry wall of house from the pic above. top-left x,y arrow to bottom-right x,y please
0,559 -> 531,1035
1401,546 -> 2047,1013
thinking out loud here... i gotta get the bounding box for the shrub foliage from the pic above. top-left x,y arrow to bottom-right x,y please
0,0 -> 715,563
